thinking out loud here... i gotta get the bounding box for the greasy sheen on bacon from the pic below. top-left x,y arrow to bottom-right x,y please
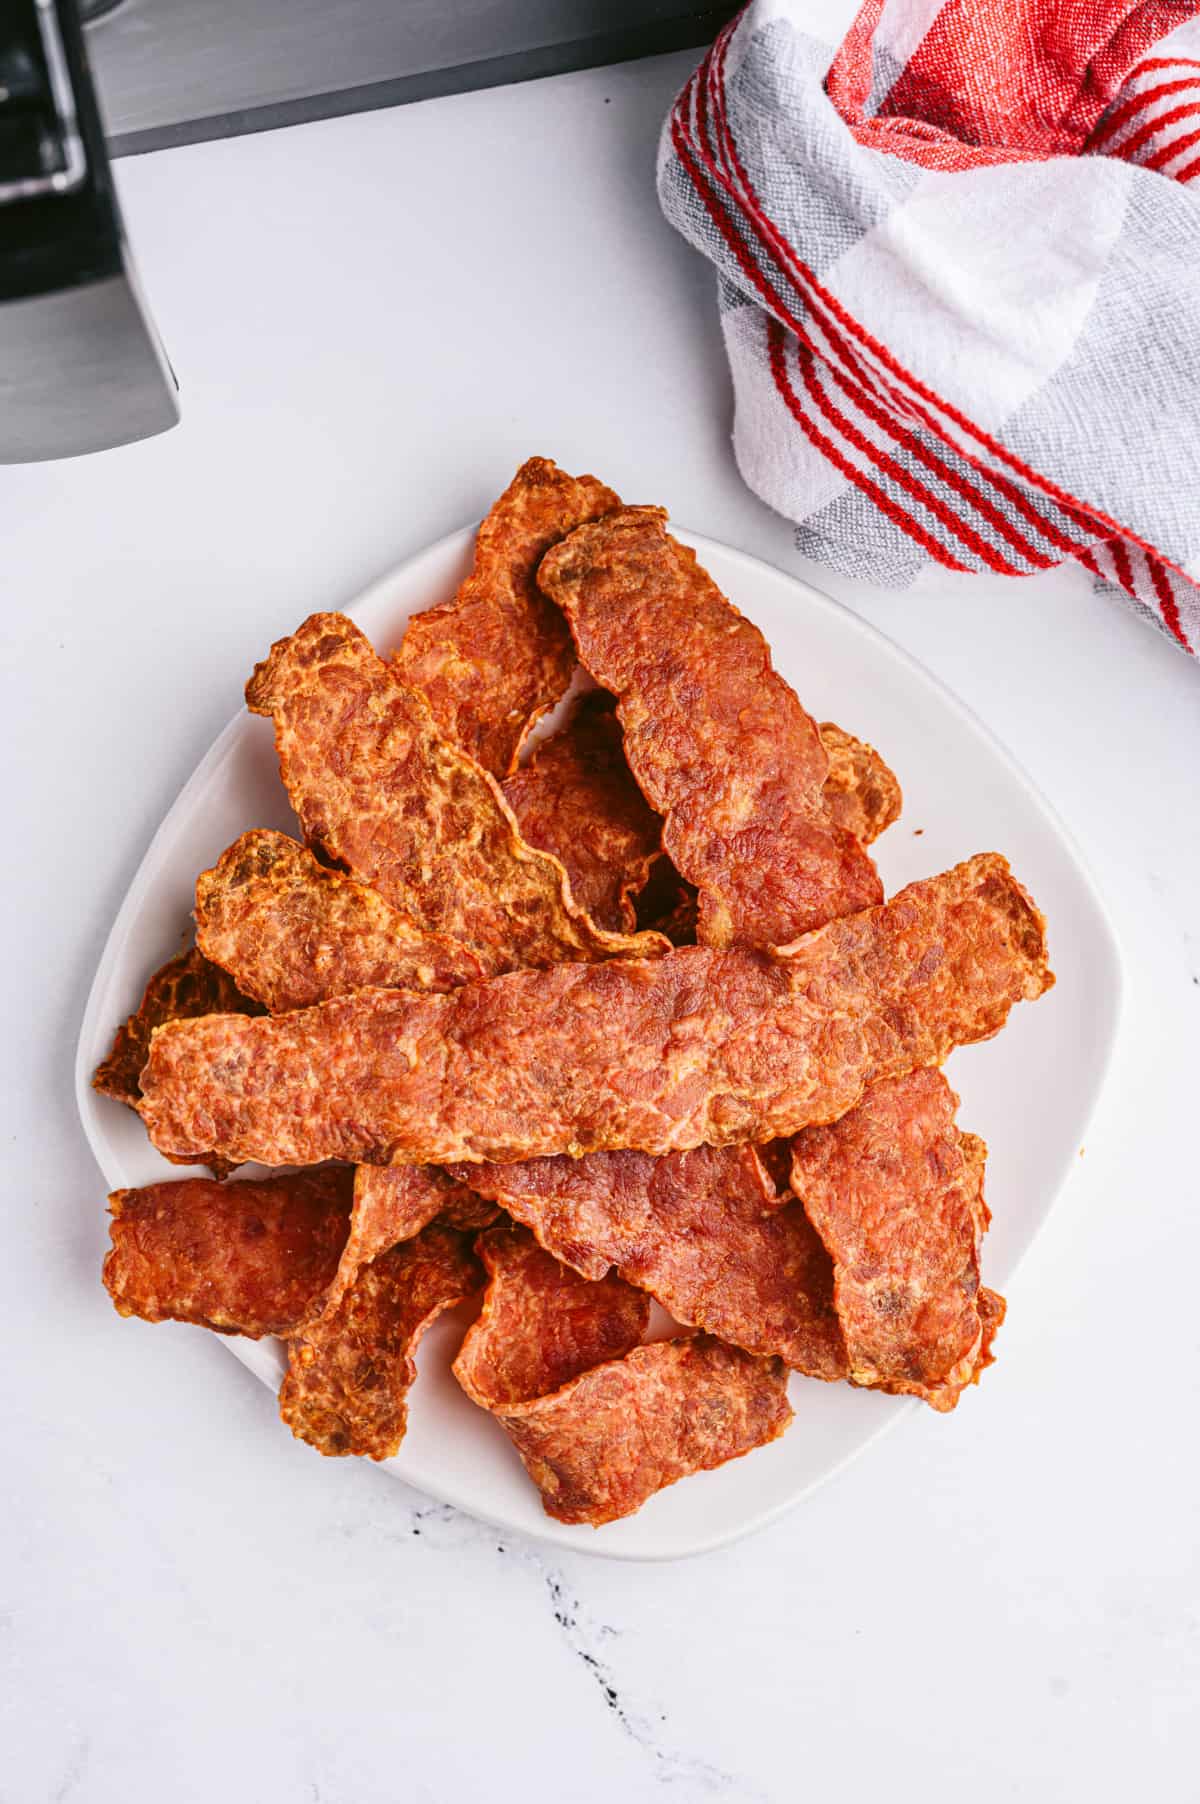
792,1074 -> 1004,1409
93,943 -> 263,1108
489,1337 -> 793,1526
454,1146 -> 847,1380
393,457 -> 619,777
244,611 -> 666,975
196,830 -> 484,1011
138,854 -> 1053,1170
819,723 -> 903,846
538,507 -> 883,947
280,1221 -> 482,1460
502,691 -> 662,934
453,1225 -> 650,1409
103,1167 -> 353,1338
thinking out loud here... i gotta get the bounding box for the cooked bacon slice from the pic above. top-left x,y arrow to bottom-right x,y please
791,1078 -> 1005,1409
542,517 -> 1001,1410
502,691 -> 661,933
453,1228 -> 786,1525
393,457 -> 618,777
103,1167 -> 353,1338
299,1161 -> 482,1328
538,507 -> 882,946
280,1222 -> 482,1459
489,1337 -> 793,1526
454,1146 -> 846,1380
818,722 -> 902,845
596,720 -> 894,943
244,611 -> 665,975
196,830 -> 484,1010
194,833 -> 494,1316
453,1224 -> 649,1409
138,854 -> 1052,1169
918,1285 -> 1005,1411
93,944 -> 263,1107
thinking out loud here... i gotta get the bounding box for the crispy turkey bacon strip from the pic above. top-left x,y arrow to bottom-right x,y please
244,611 -> 666,976
458,1073 -> 1002,1406
280,1221 -> 483,1460
93,943 -> 265,1179
539,506 -> 884,947
818,723 -> 902,846
453,1229 -> 791,1526
454,1146 -> 848,1381
909,1161 -> 1004,1411
196,830 -> 484,1010
103,1167 -> 354,1338
138,854 -> 1052,1170
93,944 -> 263,1108
925,1285 -> 1005,1411
791,1073 -> 1005,1410
195,832 -> 495,1314
488,667 -> 901,1370
484,1336 -> 794,1528
453,1225 -> 650,1410
392,456 -> 619,778
501,704 -> 898,938
502,690 -> 664,934
544,515 -> 1004,1405
302,1162 -> 493,1330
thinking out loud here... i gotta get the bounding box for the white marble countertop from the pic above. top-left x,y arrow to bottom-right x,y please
3,43 -> 1198,1804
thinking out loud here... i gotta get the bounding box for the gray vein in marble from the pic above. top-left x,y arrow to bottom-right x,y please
52,1735 -> 90,1804
396,1499 -> 764,1799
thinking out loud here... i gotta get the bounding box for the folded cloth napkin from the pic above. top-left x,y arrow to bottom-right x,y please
658,0 -> 1200,653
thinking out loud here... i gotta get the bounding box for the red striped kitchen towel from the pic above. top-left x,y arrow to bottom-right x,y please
658,0 -> 1200,653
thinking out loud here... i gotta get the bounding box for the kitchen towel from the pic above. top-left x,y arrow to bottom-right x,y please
658,0 -> 1200,653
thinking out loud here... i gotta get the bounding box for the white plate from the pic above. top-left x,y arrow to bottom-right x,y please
76,526 -> 1122,1561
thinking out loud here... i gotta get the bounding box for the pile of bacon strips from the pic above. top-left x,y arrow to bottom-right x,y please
94,459 -> 1053,1529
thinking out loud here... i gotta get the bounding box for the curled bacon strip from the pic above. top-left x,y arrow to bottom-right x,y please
818,722 -> 902,845
393,456 -> 618,777
280,1222 -> 483,1460
792,1073 -> 1005,1410
453,1225 -> 650,1409
488,1337 -> 793,1527
503,691 -> 662,934
245,611 -> 666,974
196,831 -> 483,1010
453,1226 -> 789,1526
138,854 -> 1052,1169
103,1168 -> 353,1338
539,507 -> 883,946
310,1163 -> 496,1330
455,1147 -> 847,1381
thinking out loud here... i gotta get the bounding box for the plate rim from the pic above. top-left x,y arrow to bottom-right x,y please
75,521 -> 1125,1562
